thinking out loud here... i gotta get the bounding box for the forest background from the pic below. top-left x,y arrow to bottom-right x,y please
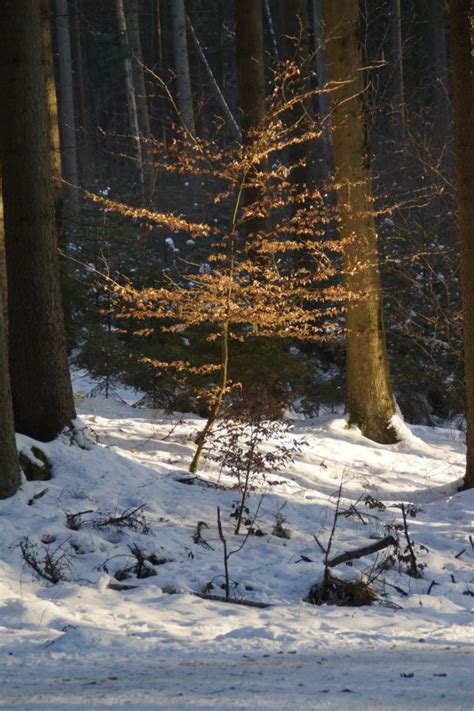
0,0 -> 473,496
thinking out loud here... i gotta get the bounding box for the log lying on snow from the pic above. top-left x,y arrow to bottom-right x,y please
193,592 -> 271,608
327,535 -> 398,568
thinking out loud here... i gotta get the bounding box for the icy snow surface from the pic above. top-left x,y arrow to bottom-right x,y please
0,370 -> 472,709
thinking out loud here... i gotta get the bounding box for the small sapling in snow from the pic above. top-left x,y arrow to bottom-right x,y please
210,392 -> 303,534
272,505 -> 291,539
192,521 -> 214,550
384,503 -> 428,578
19,537 -> 72,584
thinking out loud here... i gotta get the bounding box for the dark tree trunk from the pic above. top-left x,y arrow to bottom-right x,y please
390,0 -> 406,144
71,0 -> 96,186
312,0 -> 333,179
55,0 -> 80,214
125,0 -> 155,198
170,0 -> 195,136
324,0 -> 397,444
236,0 -> 266,135
236,0 -> 271,247
280,0 -> 318,195
41,0 -> 64,240
116,0 -> 145,194
0,0 -> 76,442
0,272 -> 20,499
450,0 -> 474,489
0,166 -> 7,332
0,169 -> 20,499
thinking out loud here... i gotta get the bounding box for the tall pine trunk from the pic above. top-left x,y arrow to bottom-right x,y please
124,0 -> 155,198
55,0 -> 80,214
0,166 -> 7,332
116,0 -> 145,195
0,268 -> 19,499
170,0 -> 195,136
390,0 -> 406,144
312,0 -> 332,180
280,0 -> 318,195
71,0 -> 96,186
186,16 -> 241,141
236,0 -> 271,246
450,0 -> 474,489
0,0 -> 76,442
41,0 -> 64,239
0,168 -> 20,499
324,0 -> 397,443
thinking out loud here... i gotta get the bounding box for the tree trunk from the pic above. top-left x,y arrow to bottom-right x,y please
0,166 -> 7,332
390,0 -> 406,144
170,0 -> 195,136
312,0 -> 332,180
426,0 -> 449,122
263,0 -> 279,59
54,0 -> 80,214
71,0 -> 96,186
0,259 -> 20,499
0,0 -> 76,442
236,0 -> 271,247
280,0 -> 318,199
154,0 -> 170,149
116,0 -> 145,195
124,0 -> 155,198
450,0 -> 474,489
324,0 -> 397,443
41,0 -> 64,238
186,15 -> 241,141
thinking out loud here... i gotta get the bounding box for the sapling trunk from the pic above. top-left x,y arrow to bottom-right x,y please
234,434 -> 258,535
189,180 -> 245,474
189,320 -> 229,473
217,506 -> 230,599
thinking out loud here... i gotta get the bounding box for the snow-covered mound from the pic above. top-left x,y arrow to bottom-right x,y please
0,385 -> 473,708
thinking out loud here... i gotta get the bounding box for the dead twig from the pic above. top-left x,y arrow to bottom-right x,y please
328,535 -> 398,568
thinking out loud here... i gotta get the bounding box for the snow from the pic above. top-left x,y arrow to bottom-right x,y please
0,373 -> 473,708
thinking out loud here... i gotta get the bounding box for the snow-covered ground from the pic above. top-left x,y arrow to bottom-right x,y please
0,371 -> 473,709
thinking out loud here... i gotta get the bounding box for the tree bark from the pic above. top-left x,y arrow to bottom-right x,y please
170,0 -> 195,136
236,0 -> 271,247
324,0 -> 397,443
0,163 -> 20,499
55,0 -> 80,214
312,0 -> 332,180
71,0 -> 96,186
390,0 -> 406,144
263,0 -> 279,59
236,0 -> 266,137
116,0 -> 145,195
186,15 -> 241,141
450,0 -> 474,489
0,265 -> 20,499
124,0 -> 155,198
0,166 -> 7,332
424,0 -> 450,125
0,0 -> 76,442
41,0 -> 64,238
280,0 -> 318,199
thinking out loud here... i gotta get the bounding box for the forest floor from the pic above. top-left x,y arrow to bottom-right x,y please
0,370 -> 473,709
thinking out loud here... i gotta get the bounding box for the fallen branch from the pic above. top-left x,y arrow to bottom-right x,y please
193,592 -> 270,608
327,535 -> 398,568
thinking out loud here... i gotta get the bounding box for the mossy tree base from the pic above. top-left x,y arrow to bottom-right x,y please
19,446 -> 51,481
349,415 -> 399,445
306,574 -> 377,607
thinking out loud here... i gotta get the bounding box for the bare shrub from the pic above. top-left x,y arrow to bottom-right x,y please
19,537 -> 71,584
66,505 -> 151,534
